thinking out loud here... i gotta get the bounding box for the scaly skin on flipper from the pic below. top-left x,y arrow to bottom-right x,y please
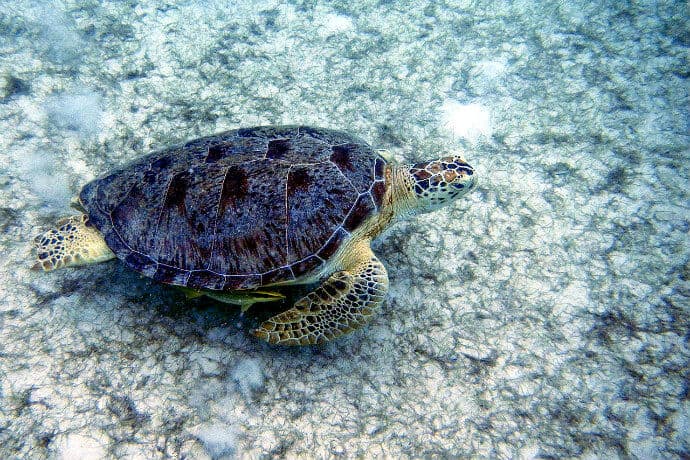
33,215 -> 115,271
252,239 -> 388,345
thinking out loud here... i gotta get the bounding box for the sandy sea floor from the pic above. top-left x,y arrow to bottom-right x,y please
0,0 -> 688,458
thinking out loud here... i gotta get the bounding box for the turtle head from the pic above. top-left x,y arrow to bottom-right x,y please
404,155 -> 476,214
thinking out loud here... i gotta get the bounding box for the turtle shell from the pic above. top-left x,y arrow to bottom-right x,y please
79,126 -> 388,291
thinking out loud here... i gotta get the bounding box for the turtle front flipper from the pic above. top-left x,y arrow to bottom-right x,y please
33,214 -> 115,271
253,241 -> 389,345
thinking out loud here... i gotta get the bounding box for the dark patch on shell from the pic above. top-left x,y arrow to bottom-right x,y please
219,166 -> 249,215
163,171 -> 191,213
371,181 -> 386,208
344,194 -> 375,232
205,144 -> 226,163
317,227 -> 348,261
266,139 -> 292,159
286,167 -> 311,196
330,144 -> 356,171
151,156 -> 172,170
374,157 -> 385,180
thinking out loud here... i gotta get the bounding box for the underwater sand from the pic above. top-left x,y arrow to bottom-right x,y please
0,0 -> 688,458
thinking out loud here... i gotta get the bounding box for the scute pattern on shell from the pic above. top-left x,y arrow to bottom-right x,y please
79,126 -> 388,290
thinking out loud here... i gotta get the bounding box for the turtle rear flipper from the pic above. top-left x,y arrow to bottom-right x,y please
33,215 -> 115,271
252,240 -> 389,345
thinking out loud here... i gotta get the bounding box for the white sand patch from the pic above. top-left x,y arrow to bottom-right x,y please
439,100 -> 491,142
53,432 -> 108,459
46,91 -> 103,138
193,423 -> 237,458
474,59 -> 507,79
231,358 -> 264,400
319,13 -> 354,37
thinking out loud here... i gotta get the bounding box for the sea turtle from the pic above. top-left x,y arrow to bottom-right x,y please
34,126 -> 476,345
